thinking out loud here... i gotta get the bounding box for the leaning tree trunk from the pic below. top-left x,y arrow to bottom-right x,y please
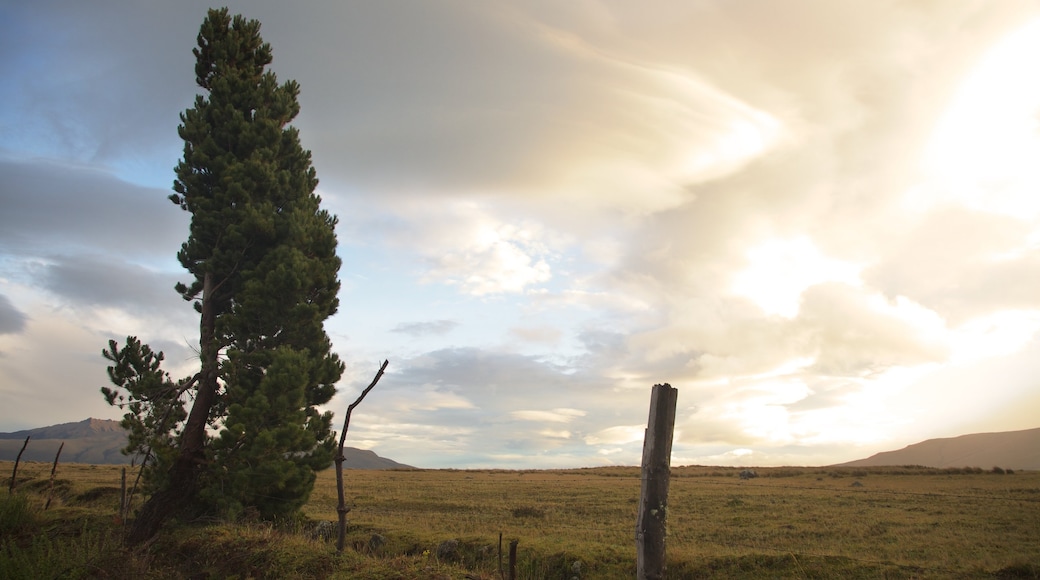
128,273 -> 220,544
125,473 -> 194,544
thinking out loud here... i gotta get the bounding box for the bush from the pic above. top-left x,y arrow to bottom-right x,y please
0,524 -> 132,579
0,494 -> 38,537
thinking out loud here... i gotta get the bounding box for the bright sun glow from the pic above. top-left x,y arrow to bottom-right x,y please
679,115 -> 782,182
730,236 -> 862,318
911,18 -> 1040,365
949,310 -> 1040,364
922,18 -> 1040,217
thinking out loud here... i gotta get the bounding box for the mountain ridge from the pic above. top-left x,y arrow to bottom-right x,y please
837,427 -> 1040,471
0,418 -> 412,469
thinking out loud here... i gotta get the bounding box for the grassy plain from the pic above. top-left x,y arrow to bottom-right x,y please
2,461 -> 1039,578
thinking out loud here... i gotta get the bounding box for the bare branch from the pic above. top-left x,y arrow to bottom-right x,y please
336,359 -> 388,552
336,359 -> 389,453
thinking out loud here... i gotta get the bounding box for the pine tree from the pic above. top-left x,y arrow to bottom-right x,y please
104,8 -> 343,542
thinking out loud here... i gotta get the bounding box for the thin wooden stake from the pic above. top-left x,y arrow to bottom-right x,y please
120,467 -> 127,521
126,452 -> 150,520
336,359 -> 389,552
44,441 -> 65,510
635,383 -> 678,580
508,539 -> 519,580
9,435 -> 29,494
498,532 -> 504,580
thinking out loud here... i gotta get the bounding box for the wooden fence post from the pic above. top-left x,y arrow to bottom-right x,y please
508,539 -> 519,580
9,435 -> 29,494
336,359 -> 388,552
120,467 -> 127,521
635,383 -> 678,580
45,441 -> 64,510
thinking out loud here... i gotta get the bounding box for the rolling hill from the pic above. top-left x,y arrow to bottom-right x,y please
837,427 -> 1040,471
0,418 -> 412,469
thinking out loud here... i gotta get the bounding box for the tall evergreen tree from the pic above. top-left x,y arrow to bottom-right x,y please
104,8 -> 343,543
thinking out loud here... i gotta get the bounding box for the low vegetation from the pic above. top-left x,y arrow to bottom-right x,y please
3,461 -> 1039,578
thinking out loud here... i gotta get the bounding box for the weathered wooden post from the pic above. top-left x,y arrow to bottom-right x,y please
9,435 -> 29,494
120,467 -> 127,521
635,383 -> 678,580
45,441 -> 64,510
335,359 -> 388,552
508,539 -> 519,580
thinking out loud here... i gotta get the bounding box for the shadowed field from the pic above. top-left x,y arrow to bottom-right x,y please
3,461 -> 1039,578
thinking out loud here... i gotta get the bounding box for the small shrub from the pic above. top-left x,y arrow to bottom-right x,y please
992,466 -> 1006,475
436,538 -> 460,561
0,525 -> 128,579
0,493 -> 38,536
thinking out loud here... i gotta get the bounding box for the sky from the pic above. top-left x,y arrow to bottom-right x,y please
2,1 -> 1040,470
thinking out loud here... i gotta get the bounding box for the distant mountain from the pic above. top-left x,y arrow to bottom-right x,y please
0,418 -> 131,464
0,418 -> 412,469
837,427 -> 1040,471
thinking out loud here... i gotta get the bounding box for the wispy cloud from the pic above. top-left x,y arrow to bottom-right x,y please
2,0 -> 1040,465
0,295 -> 27,335
390,320 -> 460,338
511,408 -> 586,423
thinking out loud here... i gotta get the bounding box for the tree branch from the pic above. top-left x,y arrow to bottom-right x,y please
335,359 -> 388,552
337,359 -> 388,453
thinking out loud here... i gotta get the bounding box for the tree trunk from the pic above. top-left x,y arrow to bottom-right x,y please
128,272 -> 220,544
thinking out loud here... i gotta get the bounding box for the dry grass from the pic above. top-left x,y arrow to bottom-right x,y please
308,465 -> 1040,578
3,460 -> 1039,578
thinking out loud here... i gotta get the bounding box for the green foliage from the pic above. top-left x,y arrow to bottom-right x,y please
1,488 -> 144,580
0,524 -> 123,580
0,494 -> 38,537
100,336 -> 187,493
203,348 -> 337,519
102,7 -> 343,525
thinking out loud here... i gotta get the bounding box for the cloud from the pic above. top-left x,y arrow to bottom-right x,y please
36,255 -> 180,315
0,158 -> 187,263
329,346 -> 647,468
783,377 -> 864,412
4,1 -> 1040,468
0,300 -> 170,431
511,408 -> 586,423
364,200 -> 561,295
390,320 -> 459,338
0,3 -> 196,171
795,283 -> 949,376
268,2 -> 785,219
508,325 -> 562,344
584,425 -> 644,446
417,220 -> 553,296
397,386 -> 477,413
865,208 -> 1040,322
0,294 -> 27,335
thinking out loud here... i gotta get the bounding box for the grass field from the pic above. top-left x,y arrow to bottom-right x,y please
3,461 -> 1039,578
